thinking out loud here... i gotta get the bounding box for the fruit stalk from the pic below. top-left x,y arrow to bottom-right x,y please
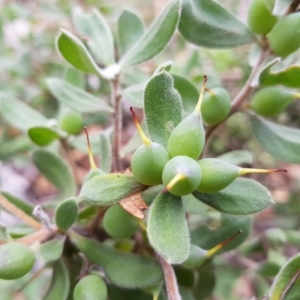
84,127 -> 97,169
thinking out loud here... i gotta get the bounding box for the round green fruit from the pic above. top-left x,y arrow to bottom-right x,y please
250,87 -> 297,117
201,87 -> 231,125
0,243 -> 35,280
268,13 -> 300,57
103,204 -> 139,238
247,0 -> 278,35
131,142 -> 169,186
60,111 -> 83,135
74,274 -> 107,300
162,156 -> 202,196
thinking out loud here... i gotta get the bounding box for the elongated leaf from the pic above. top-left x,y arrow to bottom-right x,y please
1,94 -> 47,131
28,126 -> 65,146
39,237 -> 65,263
269,253 -> 300,300
178,0 -> 255,48
258,58 -> 300,88
70,232 -> 163,288
120,0 -> 180,67
122,82 -> 145,108
55,198 -> 78,231
144,72 -> 182,148
108,285 -> 152,300
43,259 -> 70,300
32,149 -> 76,199
80,174 -> 142,205
147,193 -> 190,264
191,214 -> 251,253
0,191 -> 34,215
65,67 -> 85,89
47,78 -> 112,113
118,10 -> 144,55
99,132 -> 112,173
73,8 -> 115,65
217,150 -> 253,166
57,29 -> 100,74
250,114 -> 300,163
193,178 -> 273,215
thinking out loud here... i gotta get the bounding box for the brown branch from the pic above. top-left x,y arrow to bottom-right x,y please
156,254 -> 181,300
15,228 -> 58,245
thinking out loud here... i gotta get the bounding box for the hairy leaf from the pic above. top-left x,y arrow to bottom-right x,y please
65,67 -> 85,89
122,82 -> 145,108
55,198 -> 78,231
217,150 -> 253,166
99,132 -> 112,173
39,237 -> 65,263
28,126 -> 65,146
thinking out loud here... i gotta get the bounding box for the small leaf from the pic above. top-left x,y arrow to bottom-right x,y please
32,149 -> 76,199
217,150 -> 253,166
193,178 -> 273,215
122,82 -> 146,108
73,8 -> 115,65
70,232 -> 163,288
178,0 -> 255,48
28,126 -> 65,146
191,214 -> 251,253
120,0 -> 180,67
99,132 -> 112,173
147,192 -> 190,264
79,174 -> 142,205
57,29 -> 100,74
250,114 -> 300,163
118,10 -> 144,56
269,253 -> 300,300
55,198 -> 78,231
258,58 -> 300,88
65,67 -> 85,89
1,94 -> 47,131
42,259 -> 70,300
39,236 -> 65,263
119,191 -> 148,219
153,61 -> 174,76
46,78 -> 113,113
144,72 -> 182,148
0,191 -> 34,215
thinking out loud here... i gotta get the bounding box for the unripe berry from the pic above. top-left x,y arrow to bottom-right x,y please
60,111 -> 82,135
130,108 -> 169,185
247,0 -> 278,35
167,76 -> 207,159
201,87 -> 231,125
250,87 -> 299,117
197,158 -> 286,193
103,204 -> 139,238
162,156 -> 202,196
268,13 -> 300,57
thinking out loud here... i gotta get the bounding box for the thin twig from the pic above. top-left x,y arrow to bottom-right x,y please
0,194 -> 42,230
15,228 -> 58,245
156,254 -> 181,300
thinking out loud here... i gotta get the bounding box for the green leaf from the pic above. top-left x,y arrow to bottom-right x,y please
70,232 -> 163,288
0,191 -> 34,215
191,214 -> 251,253
193,178 -> 273,215
42,259 -> 70,300
120,0 -> 180,67
250,114 -> 300,163
266,0 -> 293,15
39,237 -> 65,263
55,198 -> 78,231
1,94 -> 47,131
147,193 -> 190,264
118,10 -> 144,56
144,72 -> 182,148
99,132 -> 112,173
57,29 -> 100,75
46,78 -> 113,113
153,60 -> 174,76
80,174 -> 142,205
258,58 -> 300,88
108,285 -> 153,300
65,67 -> 85,89
172,74 -> 199,114
193,263 -> 216,299
28,126 -> 65,146
178,0 -> 255,48
32,149 -> 76,199
122,82 -> 145,108
73,8 -> 115,66
217,150 -> 253,166
269,253 -> 300,300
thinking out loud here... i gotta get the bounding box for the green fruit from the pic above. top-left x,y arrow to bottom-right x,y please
268,13 -> 300,57
60,111 -> 83,135
182,244 -> 207,269
162,156 -> 202,196
250,87 -> 297,117
247,0 -> 278,35
74,274 -> 107,300
131,143 -> 169,185
0,243 -> 35,280
201,87 -> 231,125
103,204 -> 139,238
